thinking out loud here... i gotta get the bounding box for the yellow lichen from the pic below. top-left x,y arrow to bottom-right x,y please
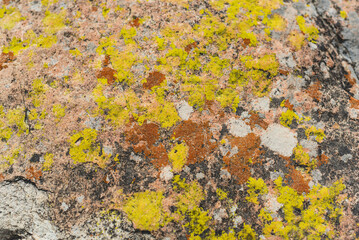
0,6 -> 25,30
246,177 -> 268,204
42,10 -> 67,34
168,142 -> 189,172
68,128 -> 111,168
305,126 -> 326,143
123,190 -> 169,231
42,153 -> 54,171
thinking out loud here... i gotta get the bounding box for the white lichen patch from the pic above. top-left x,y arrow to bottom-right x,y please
260,124 -> 298,157
160,166 -> 173,181
176,100 -> 193,120
227,118 -> 251,137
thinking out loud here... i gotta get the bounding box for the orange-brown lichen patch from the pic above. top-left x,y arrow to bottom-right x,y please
248,112 -> 269,130
125,121 -> 168,168
223,133 -> 262,184
97,67 -> 117,85
282,99 -> 294,110
223,156 -> 251,184
103,55 -> 111,67
345,73 -> 356,86
317,153 -> 329,166
3,0 -> 10,5
306,81 -> 322,101
241,38 -> 251,47
184,41 -> 198,54
287,167 -> 310,194
129,17 -> 141,28
126,121 -> 160,147
149,144 -> 169,169
230,133 -> 262,163
143,71 -> 166,90
0,173 -> 4,181
172,120 -> 217,165
349,97 -> 359,109
278,69 -> 290,76
0,52 -> 16,71
25,166 -> 42,181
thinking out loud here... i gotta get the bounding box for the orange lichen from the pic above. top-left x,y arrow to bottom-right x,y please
0,51 -> 15,71
287,167 -> 310,194
281,99 -> 294,111
97,67 -> 117,85
25,166 -> 42,181
172,120 -> 217,165
345,73 -> 356,86
125,121 -> 169,168
349,97 -> 359,109
149,144 -> 169,169
184,41 -> 198,54
223,133 -> 262,184
317,154 -> 329,166
248,111 -> 268,130
306,81 -> 322,101
129,17 -> 141,28
143,71 -> 166,90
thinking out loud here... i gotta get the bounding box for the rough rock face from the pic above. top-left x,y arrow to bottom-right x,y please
0,0 -> 359,239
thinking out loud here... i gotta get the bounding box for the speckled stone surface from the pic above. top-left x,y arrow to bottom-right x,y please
0,0 -> 359,239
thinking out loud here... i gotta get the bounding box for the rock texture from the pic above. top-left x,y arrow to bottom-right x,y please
0,0 -> 359,239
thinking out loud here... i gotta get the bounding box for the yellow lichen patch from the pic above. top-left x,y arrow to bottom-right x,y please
261,177 -> 345,239
280,109 -> 301,127
293,144 -> 317,169
3,31 -> 57,56
0,6 -> 25,30
296,15 -> 319,43
0,146 -> 22,173
305,126 -> 326,143
52,104 -> 66,121
30,79 -> 47,107
41,0 -> 58,7
215,87 -> 241,111
120,27 -> 137,45
288,30 -> 306,51
42,10 -> 67,34
68,128 -> 110,168
237,223 -> 257,240
216,188 -> 228,200
92,79 -> 141,127
340,11 -> 348,19
42,153 -> 54,171
181,75 -> 218,111
265,14 -> 287,32
246,177 -> 268,204
168,143 -> 189,172
0,106 -> 13,141
241,54 -> 279,76
69,48 -> 82,57
123,190 -> 169,231
173,175 -> 211,237
6,107 -> 28,136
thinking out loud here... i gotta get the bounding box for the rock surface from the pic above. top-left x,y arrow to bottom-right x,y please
0,0 -> 359,239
